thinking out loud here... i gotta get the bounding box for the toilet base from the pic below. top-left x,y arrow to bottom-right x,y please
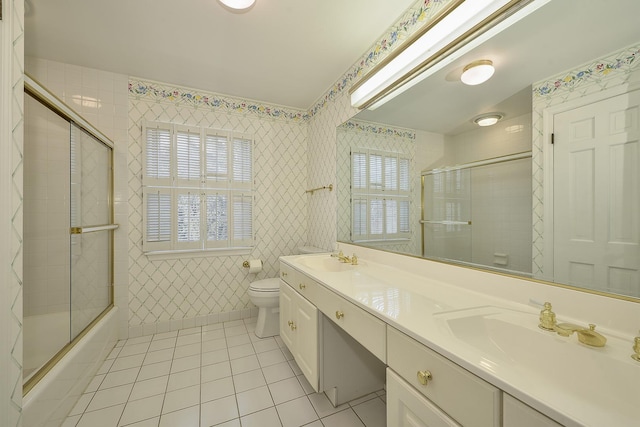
254,306 -> 280,338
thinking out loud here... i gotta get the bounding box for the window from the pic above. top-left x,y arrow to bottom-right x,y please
351,149 -> 410,242
142,121 -> 254,254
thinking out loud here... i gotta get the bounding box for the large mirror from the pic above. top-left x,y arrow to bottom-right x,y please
337,0 -> 640,300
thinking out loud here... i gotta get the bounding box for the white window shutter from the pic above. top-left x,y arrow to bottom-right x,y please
143,122 -> 172,186
351,197 -> 368,241
204,131 -> 229,185
231,136 -> 252,190
231,192 -> 253,247
143,187 -> 172,251
352,152 -> 367,190
204,191 -> 229,248
175,126 -> 202,186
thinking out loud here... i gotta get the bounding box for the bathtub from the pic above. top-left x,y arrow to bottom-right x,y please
23,307 -> 119,427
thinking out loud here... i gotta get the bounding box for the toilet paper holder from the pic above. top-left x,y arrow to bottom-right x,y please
242,259 -> 262,272
242,260 -> 250,268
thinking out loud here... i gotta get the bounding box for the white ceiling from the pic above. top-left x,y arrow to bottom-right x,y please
24,0 -> 416,109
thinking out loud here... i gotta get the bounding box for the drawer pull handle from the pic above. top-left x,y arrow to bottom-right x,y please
299,283 -> 306,290
281,271 -> 287,277
288,320 -> 294,327
335,311 -> 344,320
417,370 -> 432,386
290,323 -> 297,331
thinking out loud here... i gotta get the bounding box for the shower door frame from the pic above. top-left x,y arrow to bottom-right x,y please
23,75 -> 117,395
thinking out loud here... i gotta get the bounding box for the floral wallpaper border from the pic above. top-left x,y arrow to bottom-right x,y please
340,120 -> 416,140
127,0 -> 455,123
533,45 -> 640,98
128,79 -> 309,122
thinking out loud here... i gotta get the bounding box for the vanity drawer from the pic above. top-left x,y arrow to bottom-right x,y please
387,327 -> 500,427
314,283 -> 386,362
279,262 -> 298,287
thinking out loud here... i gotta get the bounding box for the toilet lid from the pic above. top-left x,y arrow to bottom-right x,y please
249,278 -> 280,292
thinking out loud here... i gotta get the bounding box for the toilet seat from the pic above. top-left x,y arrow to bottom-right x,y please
249,277 -> 280,293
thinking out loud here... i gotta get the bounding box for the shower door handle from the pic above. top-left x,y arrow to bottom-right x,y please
70,224 -> 119,234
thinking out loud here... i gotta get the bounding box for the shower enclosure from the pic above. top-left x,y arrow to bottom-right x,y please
422,152 -> 532,275
23,80 -> 116,390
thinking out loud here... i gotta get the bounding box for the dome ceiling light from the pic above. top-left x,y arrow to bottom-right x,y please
473,113 -> 503,127
218,0 -> 255,11
461,60 -> 495,85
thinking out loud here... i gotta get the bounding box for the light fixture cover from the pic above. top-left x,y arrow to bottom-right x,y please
474,113 -> 503,126
219,0 -> 255,10
461,60 -> 495,85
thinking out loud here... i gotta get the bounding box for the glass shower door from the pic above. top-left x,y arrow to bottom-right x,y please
70,124 -> 114,340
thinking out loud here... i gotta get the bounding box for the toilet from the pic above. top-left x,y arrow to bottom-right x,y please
249,246 -> 326,338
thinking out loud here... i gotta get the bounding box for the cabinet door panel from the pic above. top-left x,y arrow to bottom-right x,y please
294,294 -> 319,391
279,281 -> 295,352
387,369 -> 461,427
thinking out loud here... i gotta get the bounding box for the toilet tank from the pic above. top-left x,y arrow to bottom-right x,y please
298,246 -> 326,254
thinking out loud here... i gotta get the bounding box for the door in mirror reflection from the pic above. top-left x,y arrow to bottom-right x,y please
553,89 -> 640,297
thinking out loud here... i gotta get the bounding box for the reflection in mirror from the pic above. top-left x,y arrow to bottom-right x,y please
337,0 -> 640,300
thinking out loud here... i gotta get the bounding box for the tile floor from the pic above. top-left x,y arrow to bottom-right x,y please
63,318 -> 386,427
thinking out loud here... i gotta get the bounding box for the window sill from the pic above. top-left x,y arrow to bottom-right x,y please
145,247 -> 252,261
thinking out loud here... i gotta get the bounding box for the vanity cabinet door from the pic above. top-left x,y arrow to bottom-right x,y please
279,281 -> 320,392
503,394 -> 562,427
387,368 -> 461,427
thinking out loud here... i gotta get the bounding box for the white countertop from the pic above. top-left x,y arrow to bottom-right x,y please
280,247 -> 640,427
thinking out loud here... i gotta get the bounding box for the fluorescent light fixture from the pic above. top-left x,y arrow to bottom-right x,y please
473,113 -> 503,126
354,0 -> 552,110
461,60 -> 495,85
218,0 -> 255,10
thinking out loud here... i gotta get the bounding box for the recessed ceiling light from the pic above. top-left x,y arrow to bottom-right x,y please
461,60 -> 495,85
473,113 -> 503,127
218,0 -> 255,11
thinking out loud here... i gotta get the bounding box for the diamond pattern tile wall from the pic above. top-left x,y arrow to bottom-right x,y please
128,80 -> 308,330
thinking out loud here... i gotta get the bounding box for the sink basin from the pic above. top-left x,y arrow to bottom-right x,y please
297,255 -> 362,272
436,306 -> 638,425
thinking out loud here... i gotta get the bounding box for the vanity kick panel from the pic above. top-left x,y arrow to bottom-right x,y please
387,327 -> 500,427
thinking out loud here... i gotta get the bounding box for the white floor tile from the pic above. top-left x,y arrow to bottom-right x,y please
118,342 -> 151,358
85,374 -> 106,393
200,395 -> 239,427
97,359 -> 115,375
240,406 -> 283,427
61,414 -> 81,427
236,385 -> 274,416
201,360 -> 232,383
297,374 -> 315,395
214,419 -> 241,427
148,337 -> 176,353
69,393 -> 94,416
202,323 -> 224,332
224,325 -> 248,337
159,405 -> 199,427
144,348 -> 174,365
201,376 -> 235,403
230,354 -> 260,375
152,331 -> 178,341
202,337 -> 227,352
228,343 -> 255,360
202,329 -> 225,342
170,354 -> 200,373
288,360 -> 302,376
76,404 -> 125,427
252,338 -> 279,354
122,416 -> 159,427
201,348 -> 229,366
348,393 -> 378,407
224,319 -> 245,328
276,396 -> 318,427
162,384 -> 200,414
257,349 -> 286,367
178,326 -> 201,336
100,367 -> 140,390
226,334 -> 251,348
320,408 -> 365,427
111,354 -> 145,372
125,336 -> 153,346
173,342 -> 202,359
138,361 -> 171,381
119,394 -> 164,426
176,333 -> 201,346
86,383 -> 134,412
262,362 -> 295,384
268,377 -> 305,405
352,398 -> 386,427
232,368 -> 266,393
167,367 -> 200,392
129,375 -> 169,401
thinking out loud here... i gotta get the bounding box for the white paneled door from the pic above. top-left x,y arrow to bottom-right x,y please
553,90 -> 640,296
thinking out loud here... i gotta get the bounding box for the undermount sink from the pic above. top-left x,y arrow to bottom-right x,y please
435,306 -> 638,423
297,255 -> 363,273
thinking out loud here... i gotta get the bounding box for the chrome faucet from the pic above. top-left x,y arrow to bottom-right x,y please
555,323 -> 607,347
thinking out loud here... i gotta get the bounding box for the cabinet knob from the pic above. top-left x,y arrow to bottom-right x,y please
288,320 -> 294,327
299,283 -> 306,290
417,370 -> 432,386
335,311 -> 344,320
291,323 -> 297,331
281,271 -> 287,277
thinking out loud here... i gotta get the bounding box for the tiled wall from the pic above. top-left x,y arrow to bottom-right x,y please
127,79 -> 309,335
531,42 -> 640,279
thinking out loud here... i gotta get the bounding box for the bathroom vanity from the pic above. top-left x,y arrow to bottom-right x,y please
279,245 -> 639,427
